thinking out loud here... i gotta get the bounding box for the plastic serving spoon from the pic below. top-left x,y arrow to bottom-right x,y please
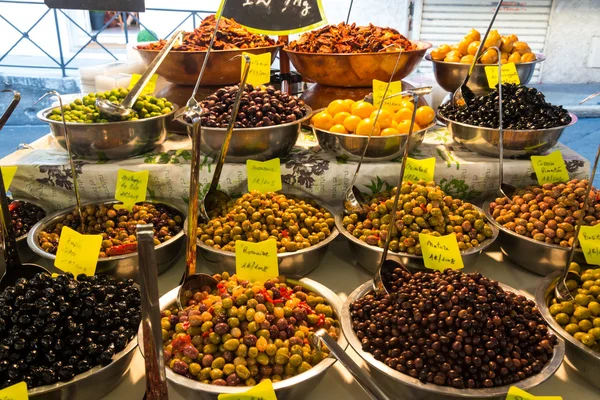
452,0 -> 503,107
554,144 -> 600,302
96,30 -> 184,121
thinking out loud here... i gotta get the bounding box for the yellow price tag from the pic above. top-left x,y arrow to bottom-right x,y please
128,73 -> 158,96
242,52 -> 272,87
114,169 -> 149,211
218,379 -> 277,400
54,227 -> 102,277
0,381 -> 28,399
403,157 -> 436,183
531,150 -> 570,185
372,79 -> 403,111
1,166 -> 17,191
419,233 -> 464,271
247,158 -> 282,193
484,62 -> 521,88
235,239 -> 279,283
580,224 -> 600,265
506,386 -> 562,400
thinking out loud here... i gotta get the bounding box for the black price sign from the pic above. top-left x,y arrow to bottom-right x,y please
45,0 -> 145,12
218,0 -> 327,35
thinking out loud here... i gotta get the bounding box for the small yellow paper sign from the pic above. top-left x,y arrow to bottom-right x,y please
128,73 -> 158,96
235,239 -> 279,283
419,233 -> 464,271
0,381 -> 28,399
531,150 -> 570,185
247,158 -> 282,193
218,379 -> 277,400
373,79 -> 403,110
242,52 -> 271,87
54,227 -> 102,277
506,386 -> 562,400
1,166 -> 17,191
114,169 -> 149,211
484,62 -> 521,88
403,157 -> 436,183
580,224 -> 600,266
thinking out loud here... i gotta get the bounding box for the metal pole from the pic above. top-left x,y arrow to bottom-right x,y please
53,9 -> 66,77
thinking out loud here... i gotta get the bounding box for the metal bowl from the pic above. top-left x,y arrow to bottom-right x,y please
335,205 -> 498,273
180,106 -> 313,162
10,197 -> 49,262
37,105 -> 178,161
536,272 -> 600,390
438,111 -> 577,158
27,199 -> 186,280
426,53 -> 545,94
483,200 -> 586,276
156,278 -> 346,400
135,45 -> 282,86
284,41 -> 432,87
342,280 -> 565,399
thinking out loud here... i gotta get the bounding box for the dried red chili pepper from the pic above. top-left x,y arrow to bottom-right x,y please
259,288 -> 283,304
297,301 -> 314,315
171,334 -> 191,352
316,313 -> 325,327
106,243 -> 138,256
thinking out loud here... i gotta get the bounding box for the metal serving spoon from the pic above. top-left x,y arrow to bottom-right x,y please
579,91 -> 600,105
0,89 -> 21,131
555,144 -> 600,302
452,0 -> 504,107
96,30 -> 184,121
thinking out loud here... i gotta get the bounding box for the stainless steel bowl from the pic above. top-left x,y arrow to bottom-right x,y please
335,205 -> 498,273
27,199 -> 186,279
438,111 -> 577,158
483,200 -> 586,276
10,197 -> 48,262
536,271 -> 600,390
37,105 -> 178,160
155,278 -> 346,400
28,330 -> 137,400
426,53 -> 545,94
342,280 -> 565,399
180,106 -> 312,162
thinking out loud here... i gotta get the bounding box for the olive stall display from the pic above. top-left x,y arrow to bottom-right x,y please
0,273 -> 140,389
9,199 -> 46,238
163,273 -> 340,386
37,202 -> 184,258
488,179 -> 599,247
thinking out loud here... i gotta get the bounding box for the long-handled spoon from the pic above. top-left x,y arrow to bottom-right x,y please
0,89 -> 20,131
555,144 -> 600,302
96,30 -> 184,121
579,91 -> 600,105
452,0 -> 504,107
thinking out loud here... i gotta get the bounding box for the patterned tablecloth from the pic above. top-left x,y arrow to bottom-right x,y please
0,126 -> 590,213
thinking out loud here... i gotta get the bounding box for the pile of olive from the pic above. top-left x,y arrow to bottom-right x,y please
9,199 -> 45,238
342,181 -> 494,255
0,273 -> 140,389
549,262 -> 600,352
188,84 -> 307,128
46,88 -> 173,123
489,179 -> 599,247
162,272 -> 340,386
38,202 -> 184,258
197,191 -> 335,253
438,84 -> 571,130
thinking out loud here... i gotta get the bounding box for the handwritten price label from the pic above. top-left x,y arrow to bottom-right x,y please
372,79 -> 403,111
54,227 -> 102,277
114,169 -> 149,211
419,233 -> 464,271
531,150 -> 570,185
506,386 -> 562,400
247,158 -> 282,193
403,157 -> 436,183
235,239 -> 279,283
128,73 -> 158,95
218,379 -> 277,400
242,52 -> 271,87
1,166 -> 17,191
0,381 -> 28,399
579,224 -> 600,265
484,62 -> 520,88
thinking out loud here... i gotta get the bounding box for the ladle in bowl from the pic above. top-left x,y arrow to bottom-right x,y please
0,89 -> 21,131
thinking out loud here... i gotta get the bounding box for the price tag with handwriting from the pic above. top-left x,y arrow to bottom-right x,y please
235,239 -> 279,283
247,158 -> 282,193
128,73 -> 158,95
114,169 -> 149,211
242,52 -> 271,87
506,386 -> 562,400
1,166 -> 17,191
419,233 -> 464,271
580,224 -> 600,265
531,150 -> 570,185
403,157 -> 436,183
54,227 -> 102,277
484,62 -> 520,88
0,381 -> 28,399
372,79 -> 403,110
218,378 -> 277,400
